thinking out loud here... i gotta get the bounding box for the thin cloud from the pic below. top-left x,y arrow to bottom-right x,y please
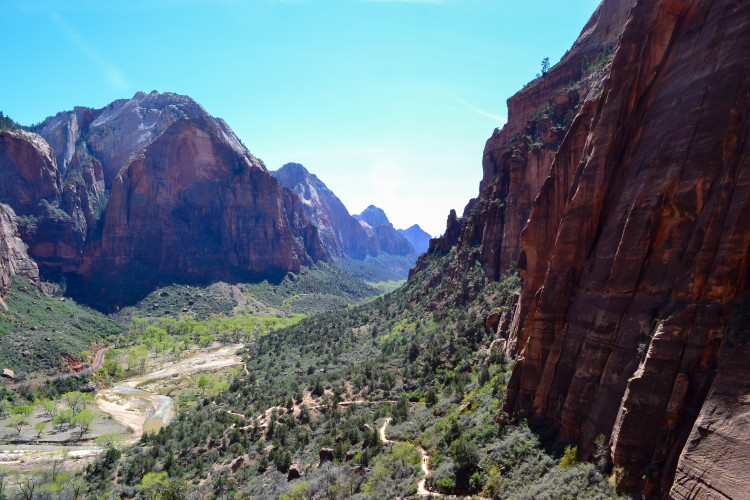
50,12 -> 131,91
450,94 -> 506,124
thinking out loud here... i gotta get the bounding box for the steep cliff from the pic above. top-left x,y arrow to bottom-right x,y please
425,0 -> 750,496
0,204 -> 39,292
72,117 -> 326,309
34,91 -> 212,186
272,163 -> 374,259
0,93 -> 330,308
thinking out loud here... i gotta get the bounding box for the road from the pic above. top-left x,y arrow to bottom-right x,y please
3,346 -> 110,390
91,346 -> 109,370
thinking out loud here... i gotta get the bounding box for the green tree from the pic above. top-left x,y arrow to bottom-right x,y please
61,392 -> 92,416
34,422 -> 46,438
71,408 -> 95,438
7,414 -> 28,436
127,345 -> 149,373
541,56 -> 550,75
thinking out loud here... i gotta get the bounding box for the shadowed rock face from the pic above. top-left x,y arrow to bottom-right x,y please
72,117 -> 326,309
272,163 -> 374,259
425,0 -> 750,496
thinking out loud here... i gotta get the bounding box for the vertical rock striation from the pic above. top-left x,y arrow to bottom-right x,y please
0,204 -> 39,291
272,163 -> 374,259
423,0 -> 750,495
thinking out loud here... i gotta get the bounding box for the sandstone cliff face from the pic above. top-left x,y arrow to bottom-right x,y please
437,0 -> 634,282
272,163 -> 374,259
494,0 -> 750,495
36,91 -> 214,187
423,0 -> 750,495
73,117 -> 326,309
0,129 -> 60,215
0,204 -> 39,291
0,93 -> 329,307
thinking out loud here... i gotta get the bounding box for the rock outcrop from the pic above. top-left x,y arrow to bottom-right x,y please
71,116 -> 326,309
354,205 -> 415,257
0,204 -> 39,291
426,0 -> 750,496
272,163 -> 373,259
353,205 -> 390,228
35,91 -> 211,186
1,92 -> 329,308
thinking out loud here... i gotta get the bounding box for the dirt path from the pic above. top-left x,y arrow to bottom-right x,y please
96,345 -> 243,443
379,418 -> 478,499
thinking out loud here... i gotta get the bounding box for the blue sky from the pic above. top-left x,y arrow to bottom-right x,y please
1,0 -> 601,236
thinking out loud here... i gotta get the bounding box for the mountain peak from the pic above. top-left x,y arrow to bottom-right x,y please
354,205 -> 390,227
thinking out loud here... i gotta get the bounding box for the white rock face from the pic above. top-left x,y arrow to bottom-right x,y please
37,91 -> 258,186
0,204 -> 39,290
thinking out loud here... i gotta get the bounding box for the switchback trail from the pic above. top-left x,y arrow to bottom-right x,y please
379,418 -> 482,499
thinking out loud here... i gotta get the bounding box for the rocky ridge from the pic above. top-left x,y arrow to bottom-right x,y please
354,205 -> 415,257
272,163 -> 373,259
397,224 -> 431,255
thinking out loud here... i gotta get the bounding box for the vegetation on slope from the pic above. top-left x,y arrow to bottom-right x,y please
81,247 -> 620,499
0,277 -> 123,376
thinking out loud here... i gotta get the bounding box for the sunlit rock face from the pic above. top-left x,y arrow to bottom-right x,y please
272,163 -> 374,259
425,0 -> 750,495
2,92 -> 329,309
73,116 -> 327,309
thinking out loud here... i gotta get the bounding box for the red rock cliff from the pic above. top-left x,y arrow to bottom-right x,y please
492,0 -> 750,496
72,116 -> 326,309
423,0 -> 750,495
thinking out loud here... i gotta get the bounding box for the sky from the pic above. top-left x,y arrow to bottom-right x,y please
0,0 -> 601,237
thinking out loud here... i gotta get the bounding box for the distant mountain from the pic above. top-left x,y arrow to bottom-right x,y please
353,205 -> 390,227
272,163 -> 373,259
353,205 -> 414,256
397,224 -> 431,255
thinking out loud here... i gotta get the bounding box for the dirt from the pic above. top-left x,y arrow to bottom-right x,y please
0,344 -> 244,471
96,345 -> 244,442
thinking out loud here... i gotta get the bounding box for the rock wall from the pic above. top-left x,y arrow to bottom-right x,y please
0,204 -> 39,291
498,0 -> 750,495
423,0 -> 750,495
272,163 -> 374,259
